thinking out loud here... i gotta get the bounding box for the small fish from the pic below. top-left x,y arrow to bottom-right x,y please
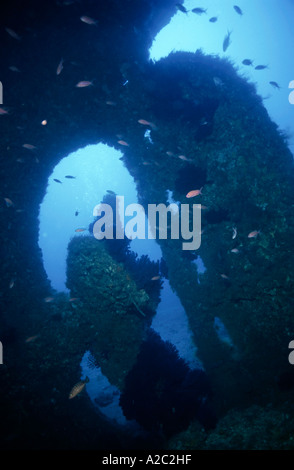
269,81 -> 281,90
69,377 -> 89,399
223,30 -> 232,52
233,5 -> 243,15
151,276 -> 160,281
106,190 -> 116,195
248,230 -> 260,238
41,120 -> 47,126
80,16 -> 98,25
9,65 -> 20,72
5,27 -> 21,40
209,16 -> 218,22
138,119 -> 157,130
200,117 -> 208,126
75,228 -> 86,232
9,279 -> 15,288
106,100 -> 117,106
22,144 -> 37,150
56,58 -> 64,75
117,140 -> 129,146
75,210 -> 79,216
232,227 -> 237,239
0,107 -> 9,115
53,178 -> 62,184
186,188 -> 202,198
25,335 -> 39,343
76,80 -> 94,88
4,197 -> 14,207
230,248 -> 239,254
213,76 -> 224,87
166,151 -> 175,156
242,59 -> 254,66
255,65 -> 268,70
69,297 -> 79,302
220,273 -> 230,280
191,7 -> 207,15
65,175 -> 76,179
175,3 -> 188,13
178,155 -> 191,161
44,296 -> 54,303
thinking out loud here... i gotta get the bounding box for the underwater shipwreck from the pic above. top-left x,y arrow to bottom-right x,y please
1,0 -> 294,450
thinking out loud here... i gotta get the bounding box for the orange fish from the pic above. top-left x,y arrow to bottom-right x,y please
4,197 -> 14,207
75,228 -> 86,232
69,377 -> 89,399
23,144 -> 37,150
56,58 -> 64,75
248,230 -> 260,238
138,119 -> 157,130
80,16 -> 98,25
76,81 -> 93,88
44,296 -> 54,303
117,140 -> 129,147
5,27 -> 21,40
186,188 -> 203,198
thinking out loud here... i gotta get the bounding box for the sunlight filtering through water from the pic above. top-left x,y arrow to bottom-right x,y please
38,143 -> 151,292
149,0 -> 294,153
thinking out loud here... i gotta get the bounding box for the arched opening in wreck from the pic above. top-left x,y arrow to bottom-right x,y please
38,142 -> 160,293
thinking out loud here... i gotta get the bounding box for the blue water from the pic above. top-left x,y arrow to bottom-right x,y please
150,0 -> 294,154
